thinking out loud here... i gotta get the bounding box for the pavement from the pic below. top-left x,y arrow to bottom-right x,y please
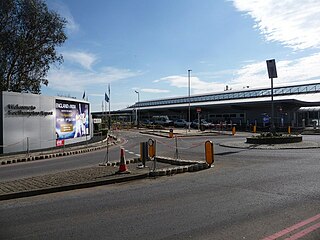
1,128 -> 318,201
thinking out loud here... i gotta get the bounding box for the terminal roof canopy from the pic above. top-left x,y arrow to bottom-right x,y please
127,82 -> 320,110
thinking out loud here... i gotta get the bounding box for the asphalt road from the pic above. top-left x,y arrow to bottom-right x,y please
0,131 -> 147,181
0,130 -> 241,181
0,131 -> 320,239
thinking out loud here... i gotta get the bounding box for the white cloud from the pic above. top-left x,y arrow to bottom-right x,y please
63,51 -> 97,70
141,88 -> 170,93
229,53 -> 320,89
49,1 -> 80,33
89,93 -> 104,97
92,101 -> 131,111
65,14 -> 79,33
47,66 -> 142,93
154,53 -> 320,94
232,0 -> 320,50
154,75 -> 226,94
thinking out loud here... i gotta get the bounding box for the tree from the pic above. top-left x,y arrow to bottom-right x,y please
0,0 -> 67,93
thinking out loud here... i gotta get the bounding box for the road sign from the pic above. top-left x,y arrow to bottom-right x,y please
196,108 -> 201,113
266,59 -> 278,79
263,116 -> 270,123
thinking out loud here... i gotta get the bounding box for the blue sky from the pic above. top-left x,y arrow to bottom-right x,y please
44,0 -> 320,112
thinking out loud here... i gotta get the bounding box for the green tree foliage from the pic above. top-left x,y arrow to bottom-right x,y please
0,0 -> 67,93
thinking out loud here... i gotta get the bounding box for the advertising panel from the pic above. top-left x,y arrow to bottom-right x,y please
55,99 -> 89,140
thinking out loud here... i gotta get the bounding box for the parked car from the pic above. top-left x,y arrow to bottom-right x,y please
191,119 -> 210,129
152,115 -> 173,126
174,119 -> 189,128
141,119 -> 152,125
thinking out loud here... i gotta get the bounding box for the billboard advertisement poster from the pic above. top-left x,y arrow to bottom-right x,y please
55,99 -> 89,140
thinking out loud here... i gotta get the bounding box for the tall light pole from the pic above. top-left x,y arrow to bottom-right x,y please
188,69 -> 192,132
135,90 -> 140,128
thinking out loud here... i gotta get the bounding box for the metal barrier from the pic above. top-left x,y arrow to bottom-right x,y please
157,136 -> 205,160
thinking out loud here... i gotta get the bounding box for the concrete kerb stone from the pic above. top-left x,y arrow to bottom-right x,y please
0,172 -> 150,201
176,167 -> 183,174
147,156 -> 211,177
219,139 -> 320,150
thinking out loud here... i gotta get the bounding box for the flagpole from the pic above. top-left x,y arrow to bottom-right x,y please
104,97 -> 107,129
101,101 -> 103,140
108,84 -> 111,131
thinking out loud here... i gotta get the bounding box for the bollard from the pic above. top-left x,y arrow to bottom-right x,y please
253,125 -> 257,133
174,136 -> 179,160
288,125 -> 291,134
169,128 -> 174,138
26,137 -> 30,155
139,142 -> 148,167
148,139 -> 156,159
148,139 -> 156,171
205,140 -> 214,167
232,126 -> 236,136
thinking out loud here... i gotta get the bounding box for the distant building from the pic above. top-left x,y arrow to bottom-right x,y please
93,82 -> 320,129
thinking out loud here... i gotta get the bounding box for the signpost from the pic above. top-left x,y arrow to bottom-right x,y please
196,108 -> 201,131
266,59 -> 278,132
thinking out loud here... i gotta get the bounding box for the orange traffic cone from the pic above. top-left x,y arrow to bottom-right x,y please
117,148 -> 130,174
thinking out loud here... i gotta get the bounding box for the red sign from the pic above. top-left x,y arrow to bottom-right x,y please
196,108 -> 201,113
56,139 -> 65,147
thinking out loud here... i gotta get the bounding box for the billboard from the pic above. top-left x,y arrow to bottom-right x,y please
55,99 -> 89,140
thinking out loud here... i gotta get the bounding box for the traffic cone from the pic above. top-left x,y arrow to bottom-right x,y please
117,148 -> 130,174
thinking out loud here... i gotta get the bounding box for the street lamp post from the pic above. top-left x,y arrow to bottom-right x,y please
135,90 -> 140,128
188,69 -> 192,132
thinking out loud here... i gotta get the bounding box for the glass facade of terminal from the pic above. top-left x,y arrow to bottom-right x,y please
129,83 -> 320,108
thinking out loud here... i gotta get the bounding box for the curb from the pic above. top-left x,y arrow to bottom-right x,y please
0,172 -> 149,201
219,140 -> 320,150
136,156 -> 212,177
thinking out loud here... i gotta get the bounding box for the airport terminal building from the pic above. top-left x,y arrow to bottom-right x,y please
0,91 -> 91,154
101,82 -> 320,129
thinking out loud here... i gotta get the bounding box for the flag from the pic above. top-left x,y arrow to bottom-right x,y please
105,92 -> 109,102
82,91 -> 85,100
